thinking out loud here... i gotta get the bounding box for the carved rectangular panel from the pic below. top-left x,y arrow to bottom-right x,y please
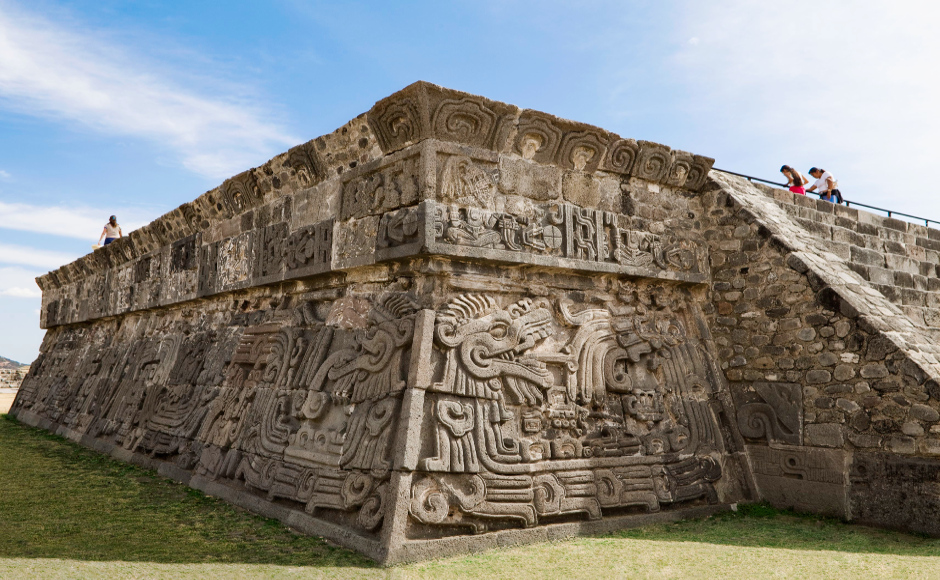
283,218 -> 333,278
370,200 -> 707,284
747,445 -> 846,518
406,288 -> 737,537
171,235 -> 197,272
731,382 -> 802,445
341,154 -> 420,220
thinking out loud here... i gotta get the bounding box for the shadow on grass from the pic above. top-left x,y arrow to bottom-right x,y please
0,414 -> 378,568
4,413 -> 940,570
605,498 -> 940,558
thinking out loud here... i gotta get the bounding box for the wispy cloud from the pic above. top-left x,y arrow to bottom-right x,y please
0,266 -> 42,298
0,201 -> 152,241
0,243 -> 81,270
669,1 -> 940,219
0,170 -> 10,180
0,3 -> 299,179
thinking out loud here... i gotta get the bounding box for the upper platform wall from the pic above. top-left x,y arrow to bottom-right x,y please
36,81 -> 717,329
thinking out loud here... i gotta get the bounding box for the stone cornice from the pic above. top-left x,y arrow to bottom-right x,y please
35,81 -> 714,299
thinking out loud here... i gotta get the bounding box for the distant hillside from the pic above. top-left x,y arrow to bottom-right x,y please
0,356 -> 26,370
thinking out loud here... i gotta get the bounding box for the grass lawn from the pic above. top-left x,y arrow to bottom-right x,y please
1,414 -> 940,579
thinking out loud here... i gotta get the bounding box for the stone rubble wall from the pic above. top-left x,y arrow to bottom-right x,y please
707,171 -> 940,533
752,181 -> 940,337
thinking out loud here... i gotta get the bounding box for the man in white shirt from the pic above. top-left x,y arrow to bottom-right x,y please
806,167 -> 843,204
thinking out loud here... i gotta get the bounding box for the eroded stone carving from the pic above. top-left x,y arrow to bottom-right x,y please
221,171 -> 264,215
431,201 -> 704,274
731,382 -> 802,445
368,82 -> 517,154
408,288 -> 732,533
217,233 -> 253,290
342,156 -> 420,220
286,141 -> 325,187
284,219 -> 333,273
439,156 -> 497,208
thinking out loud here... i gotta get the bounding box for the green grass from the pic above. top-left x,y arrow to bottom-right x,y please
2,413 -> 940,579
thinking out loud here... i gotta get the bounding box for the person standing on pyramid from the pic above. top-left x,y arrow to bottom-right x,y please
780,165 -> 808,194
806,167 -> 843,204
98,215 -> 122,246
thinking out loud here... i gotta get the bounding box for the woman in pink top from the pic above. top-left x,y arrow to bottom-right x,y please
780,165 -> 808,194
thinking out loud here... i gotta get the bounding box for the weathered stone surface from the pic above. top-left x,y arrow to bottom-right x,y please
747,445 -> 847,518
731,383 -> 802,445
805,423 -> 845,447
911,404 -> 940,422
850,453 -> 940,535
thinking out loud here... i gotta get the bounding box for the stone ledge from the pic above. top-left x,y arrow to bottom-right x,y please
385,502 -> 731,565
37,83 -> 715,295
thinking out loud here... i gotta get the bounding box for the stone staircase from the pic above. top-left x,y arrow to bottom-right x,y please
745,179 -> 940,338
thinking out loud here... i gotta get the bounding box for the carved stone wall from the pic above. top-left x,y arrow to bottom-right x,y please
14,265 -> 750,563
15,82 -> 940,562
14,83 -> 746,564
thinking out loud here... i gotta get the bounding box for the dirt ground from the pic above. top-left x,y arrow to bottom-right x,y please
0,392 -> 17,414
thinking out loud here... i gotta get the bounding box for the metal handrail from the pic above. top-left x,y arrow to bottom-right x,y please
712,167 -> 940,228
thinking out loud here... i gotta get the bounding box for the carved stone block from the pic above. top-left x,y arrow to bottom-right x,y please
283,218 -> 333,278
171,235 -> 197,272
731,382 -> 802,445
747,445 -> 847,518
368,81 -> 518,154
341,154 -> 420,220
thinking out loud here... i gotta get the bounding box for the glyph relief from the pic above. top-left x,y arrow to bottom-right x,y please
342,156 -> 420,220
431,200 -> 705,273
439,155 -> 497,208
409,285 -> 732,535
217,233 -> 253,290
15,294 -> 420,538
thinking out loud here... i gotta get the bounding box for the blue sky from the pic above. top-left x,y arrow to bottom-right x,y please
2,0 -> 939,364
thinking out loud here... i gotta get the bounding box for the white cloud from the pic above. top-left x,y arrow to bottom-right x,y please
0,170 -> 10,180
670,1 -> 940,221
0,3 -> 299,179
0,266 -> 42,298
0,243 -> 81,270
2,286 -> 40,298
0,200 -> 152,241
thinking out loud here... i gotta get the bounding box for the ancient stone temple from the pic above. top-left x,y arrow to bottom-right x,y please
13,82 -> 940,563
